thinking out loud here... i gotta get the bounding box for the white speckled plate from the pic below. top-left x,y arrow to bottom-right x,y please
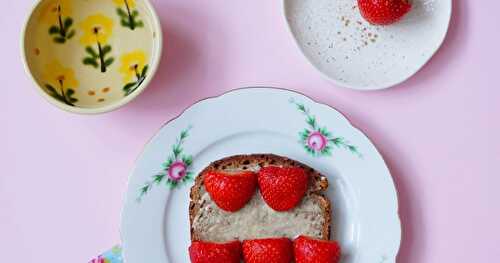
284,0 -> 452,90
121,88 -> 401,263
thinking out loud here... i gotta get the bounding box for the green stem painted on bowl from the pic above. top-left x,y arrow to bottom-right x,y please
82,29 -> 114,72
124,0 -> 135,30
116,0 -> 144,30
97,41 -> 106,73
44,80 -> 78,106
57,6 -> 67,37
123,64 -> 148,96
48,5 -> 75,44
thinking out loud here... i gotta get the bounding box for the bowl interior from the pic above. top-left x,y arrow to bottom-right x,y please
23,0 -> 161,113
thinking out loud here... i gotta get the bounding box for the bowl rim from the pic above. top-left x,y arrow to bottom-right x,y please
21,0 -> 163,114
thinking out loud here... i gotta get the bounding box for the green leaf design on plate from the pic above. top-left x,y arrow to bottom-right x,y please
153,173 -> 165,185
139,183 -> 151,198
299,129 -> 310,141
182,155 -> 193,167
291,98 -> 362,158
166,179 -> 178,189
306,116 -> 317,130
138,127 -> 194,200
172,144 -> 182,158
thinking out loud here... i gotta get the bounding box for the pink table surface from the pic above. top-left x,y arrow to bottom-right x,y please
1,0 -> 498,262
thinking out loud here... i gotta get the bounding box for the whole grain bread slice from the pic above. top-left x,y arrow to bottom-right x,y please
189,154 -> 331,242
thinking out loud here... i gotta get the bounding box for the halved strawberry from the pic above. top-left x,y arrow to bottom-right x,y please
294,236 -> 341,263
258,166 -> 308,211
204,171 -> 257,212
358,0 -> 412,25
243,238 -> 293,263
189,240 -> 242,263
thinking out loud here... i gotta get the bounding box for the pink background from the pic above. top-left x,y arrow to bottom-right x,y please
1,0 -> 498,262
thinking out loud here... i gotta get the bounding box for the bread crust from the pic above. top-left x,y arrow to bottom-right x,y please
189,154 -> 331,241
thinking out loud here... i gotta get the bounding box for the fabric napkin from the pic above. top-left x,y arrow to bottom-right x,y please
89,246 -> 123,263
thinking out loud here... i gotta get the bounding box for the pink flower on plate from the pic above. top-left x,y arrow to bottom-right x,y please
168,161 -> 187,181
138,127 -> 194,199
307,131 -> 328,151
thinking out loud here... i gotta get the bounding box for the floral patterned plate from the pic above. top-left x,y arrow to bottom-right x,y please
121,87 -> 401,263
22,0 -> 162,114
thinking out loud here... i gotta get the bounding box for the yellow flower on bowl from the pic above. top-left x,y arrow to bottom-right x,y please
119,50 -> 149,96
40,0 -> 75,44
44,60 -> 78,89
80,14 -> 115,73
80,14 -> 114,45
39,0 -> 72,24
43,60 -> 79,106
113,0 -> 136,8
119,50 -> 147,82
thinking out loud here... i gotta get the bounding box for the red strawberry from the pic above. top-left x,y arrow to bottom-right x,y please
204,171 -> 257,212
189,240 -> 242,263
294,236 -> 341,263
258,166 -> 308,211
243,238 -> 293,263
358,0 -> 412,25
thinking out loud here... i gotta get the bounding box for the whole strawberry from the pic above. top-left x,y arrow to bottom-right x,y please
294,236 -> 341,263
189,240 -> 242,263
358,0 -> 412,25
204,171 -> 257,212
243,238 -> 293,263
258,166 -> 308,211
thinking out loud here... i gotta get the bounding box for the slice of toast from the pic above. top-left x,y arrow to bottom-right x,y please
189,154 -> 331,242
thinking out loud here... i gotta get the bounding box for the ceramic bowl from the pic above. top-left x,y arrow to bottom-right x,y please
22,0 -> 162,114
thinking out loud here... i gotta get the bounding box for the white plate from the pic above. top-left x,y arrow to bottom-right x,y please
121,87 -> 401,262
284,0 -> 452,90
